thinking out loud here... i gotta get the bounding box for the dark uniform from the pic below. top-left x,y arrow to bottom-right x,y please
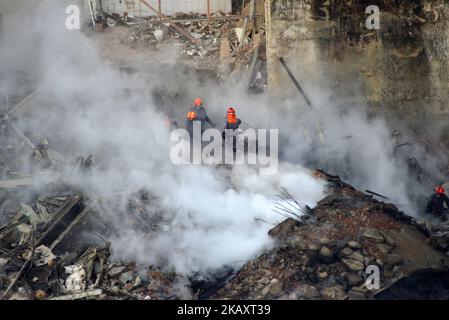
223,118 -> 242,131
186,105 -> 214,137
426,192 -> 449,219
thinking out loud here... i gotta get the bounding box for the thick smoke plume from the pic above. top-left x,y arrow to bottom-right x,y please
0,0 -> 439,274
1,1 -> 326,274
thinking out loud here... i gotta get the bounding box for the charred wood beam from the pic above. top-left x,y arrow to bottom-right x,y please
49,206 -> 90,251
36,194 -> 83,247
4,195 -> 83,259
315,169 -> 356,190
365,189 -> 390,200
279,57 -> 312,107
0,255 -> 32,300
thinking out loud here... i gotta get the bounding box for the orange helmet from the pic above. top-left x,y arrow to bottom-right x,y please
187,111 -> 197,121
436,186 -> 445,195
227,107 -> 237,124
194,98 -> 203,107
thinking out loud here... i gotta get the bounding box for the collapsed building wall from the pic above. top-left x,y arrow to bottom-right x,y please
265,0 -> 449,137
99,0 -> 232,17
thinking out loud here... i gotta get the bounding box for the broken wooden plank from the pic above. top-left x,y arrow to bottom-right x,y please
4,195 -> 82,258
139,0 -> 201,44
0,217 -> 29,240
88,0 -> 96,27
50,289 -> 103,300
0,255 -> 32,300
207,0 -> 211,22
36,194 -> 82,247
49,207 -> 90,251
0,173 -> 58,189
239,0 -> 255,49
0,177 -> 34,189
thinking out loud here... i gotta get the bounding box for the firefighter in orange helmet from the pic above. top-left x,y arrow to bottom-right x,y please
223,107 -> 242,131
186,98 -> 215,136
426,186 -> 449,220
222,107 -> 242,152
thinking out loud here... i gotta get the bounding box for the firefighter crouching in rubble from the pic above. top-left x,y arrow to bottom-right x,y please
185,98 -> 215,137
222,107 -> 242,152
426,186 -> 449,221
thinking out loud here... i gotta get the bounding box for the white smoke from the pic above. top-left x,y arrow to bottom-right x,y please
0,1 -> 327,274
0,0 -> 439,275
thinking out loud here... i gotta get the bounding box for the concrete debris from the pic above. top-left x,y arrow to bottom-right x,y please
289,284 -> 320,300
342,259 -> 365,272
234,27 -> 245,43
363,228 -> 386,242
108,266 -> 126,278
347,287 -> 368,300
320,286 -> 346,300
64,264 -> 86,292
190,32 -> 203,40
262,278 -> 283,296
348,241 -> 362,249
116,13 -> 266,88
153,29 -> 164,42
211,171 -> 449,300
1,166 -> 449,300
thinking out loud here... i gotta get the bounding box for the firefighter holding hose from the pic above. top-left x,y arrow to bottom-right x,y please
426,186 -> 449,221
185,98 -> 215,137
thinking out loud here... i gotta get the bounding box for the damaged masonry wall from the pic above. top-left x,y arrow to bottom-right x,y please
265,0 -> 449,135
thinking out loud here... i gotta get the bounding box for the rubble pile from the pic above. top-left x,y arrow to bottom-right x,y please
0,112 -> 188,300
2,116 -> 449,301
121,13 -> 265,79
2,88 -> 449,300
212,171 -> 449,300
126,20 -> 231,57
0,190 -> 192,300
